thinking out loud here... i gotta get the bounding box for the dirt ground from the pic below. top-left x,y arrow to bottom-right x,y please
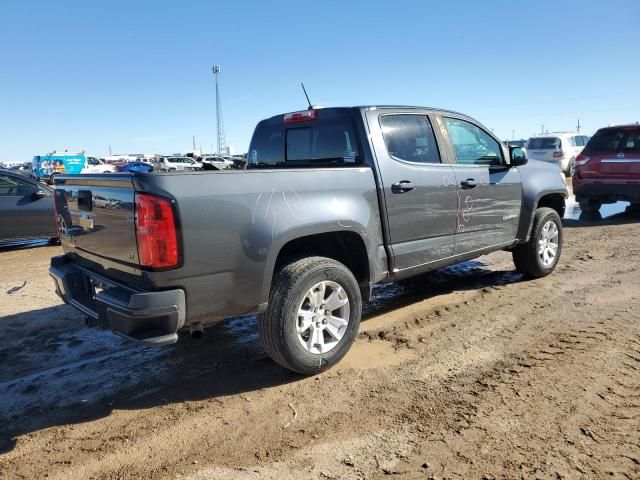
1,206 -> 639,479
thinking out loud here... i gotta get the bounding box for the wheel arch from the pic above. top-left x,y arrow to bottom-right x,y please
518,191 -> 566,242
262,230 -> 372,305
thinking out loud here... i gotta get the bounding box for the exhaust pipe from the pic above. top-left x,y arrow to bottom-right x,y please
190,322 -> 204,339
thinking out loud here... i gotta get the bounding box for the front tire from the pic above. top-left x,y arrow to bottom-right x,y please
513,207 -> 563,278
259,257 -> 362,375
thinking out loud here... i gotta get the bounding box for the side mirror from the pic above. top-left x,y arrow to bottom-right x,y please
33,189 -> 49,198
510,146 -> 528,167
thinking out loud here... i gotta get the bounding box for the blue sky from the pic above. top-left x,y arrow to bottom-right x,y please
1,0 -> 638,162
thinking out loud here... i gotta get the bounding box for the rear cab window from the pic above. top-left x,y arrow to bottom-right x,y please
247,109 -> 360,169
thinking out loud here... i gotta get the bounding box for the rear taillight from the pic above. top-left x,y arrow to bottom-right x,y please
575,154 -> 590,166
553,150 -> 564,158
135,193 -> 179,269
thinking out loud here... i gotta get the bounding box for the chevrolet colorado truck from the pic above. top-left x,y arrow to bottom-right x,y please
50,106 -> 567,374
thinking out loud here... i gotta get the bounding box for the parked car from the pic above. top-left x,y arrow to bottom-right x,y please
49,106 -> 567,374
118,161 -> 154,173
0,169 -> 56,246
232,156 -> 247,169
200,156 -> 233,170
157,156 -> 201,172
572,124 -> 640,213
526,133 -> 590,177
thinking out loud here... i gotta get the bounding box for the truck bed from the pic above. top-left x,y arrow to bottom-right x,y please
53,169 -> 385,326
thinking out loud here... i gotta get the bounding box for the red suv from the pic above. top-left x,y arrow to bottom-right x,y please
573,124 -> 640,213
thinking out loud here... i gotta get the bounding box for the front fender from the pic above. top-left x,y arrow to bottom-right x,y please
516,160 -> 568,242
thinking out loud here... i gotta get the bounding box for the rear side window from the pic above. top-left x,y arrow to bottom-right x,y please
527,137 -> 561,149
380,115 -> 441,164
248,117 -> 359,168
587,128 -> 640,153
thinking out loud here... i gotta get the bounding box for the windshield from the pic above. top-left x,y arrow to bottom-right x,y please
527,137 -> 561,150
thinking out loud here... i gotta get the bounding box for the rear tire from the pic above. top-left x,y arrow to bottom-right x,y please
259,257 -> 362,375
579,198 -> 601,213
48,172 -> 60,185
513,207 -> 563,278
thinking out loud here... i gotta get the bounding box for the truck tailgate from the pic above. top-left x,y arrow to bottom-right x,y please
54,174 -> 145,287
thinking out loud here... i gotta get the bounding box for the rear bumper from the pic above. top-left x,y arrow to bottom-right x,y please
572,178 -> 640,203
49,255 -> 185,346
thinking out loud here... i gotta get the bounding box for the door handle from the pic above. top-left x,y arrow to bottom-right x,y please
391,181 -> 415,193
460,178 -> 478,189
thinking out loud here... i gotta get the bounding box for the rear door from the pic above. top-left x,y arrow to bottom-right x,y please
435,115 -> 522,255
365,110 -> 458,274
0,173 -> 55,241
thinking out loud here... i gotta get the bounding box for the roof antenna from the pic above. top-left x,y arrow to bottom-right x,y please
301,82 -> 313,110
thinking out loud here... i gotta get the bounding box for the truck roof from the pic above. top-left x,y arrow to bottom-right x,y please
259,105 -> 470,124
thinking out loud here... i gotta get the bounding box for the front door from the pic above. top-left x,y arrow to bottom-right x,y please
366,111 -> 458,275
435,115 -> 522,255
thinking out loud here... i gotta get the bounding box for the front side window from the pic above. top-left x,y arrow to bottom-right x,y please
87,157 -> 100,166
380,115 -> 441,164
444,117 -> 503,166
0,174 -> 36,197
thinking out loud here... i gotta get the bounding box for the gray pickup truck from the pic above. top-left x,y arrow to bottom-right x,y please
50,106 -> 567,374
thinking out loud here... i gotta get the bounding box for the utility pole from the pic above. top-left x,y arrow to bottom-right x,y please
541,125 -> 544,135
192,135 -> 196,150
577,119 -> 581,133
108,145 -> 112,156
212,65 -> 226,155
512,129 -> 515,140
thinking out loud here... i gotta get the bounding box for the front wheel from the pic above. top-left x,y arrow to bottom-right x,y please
512,207 -> 563,278
259,257 -> 362,375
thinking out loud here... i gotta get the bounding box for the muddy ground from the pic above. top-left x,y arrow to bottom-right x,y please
1,201 -> 639,480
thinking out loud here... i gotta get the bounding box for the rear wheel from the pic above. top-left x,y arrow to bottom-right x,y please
579,198 -> 601,213
259,257 -> 362,375
48,172 -> 60,185
513,207 -> 563,278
